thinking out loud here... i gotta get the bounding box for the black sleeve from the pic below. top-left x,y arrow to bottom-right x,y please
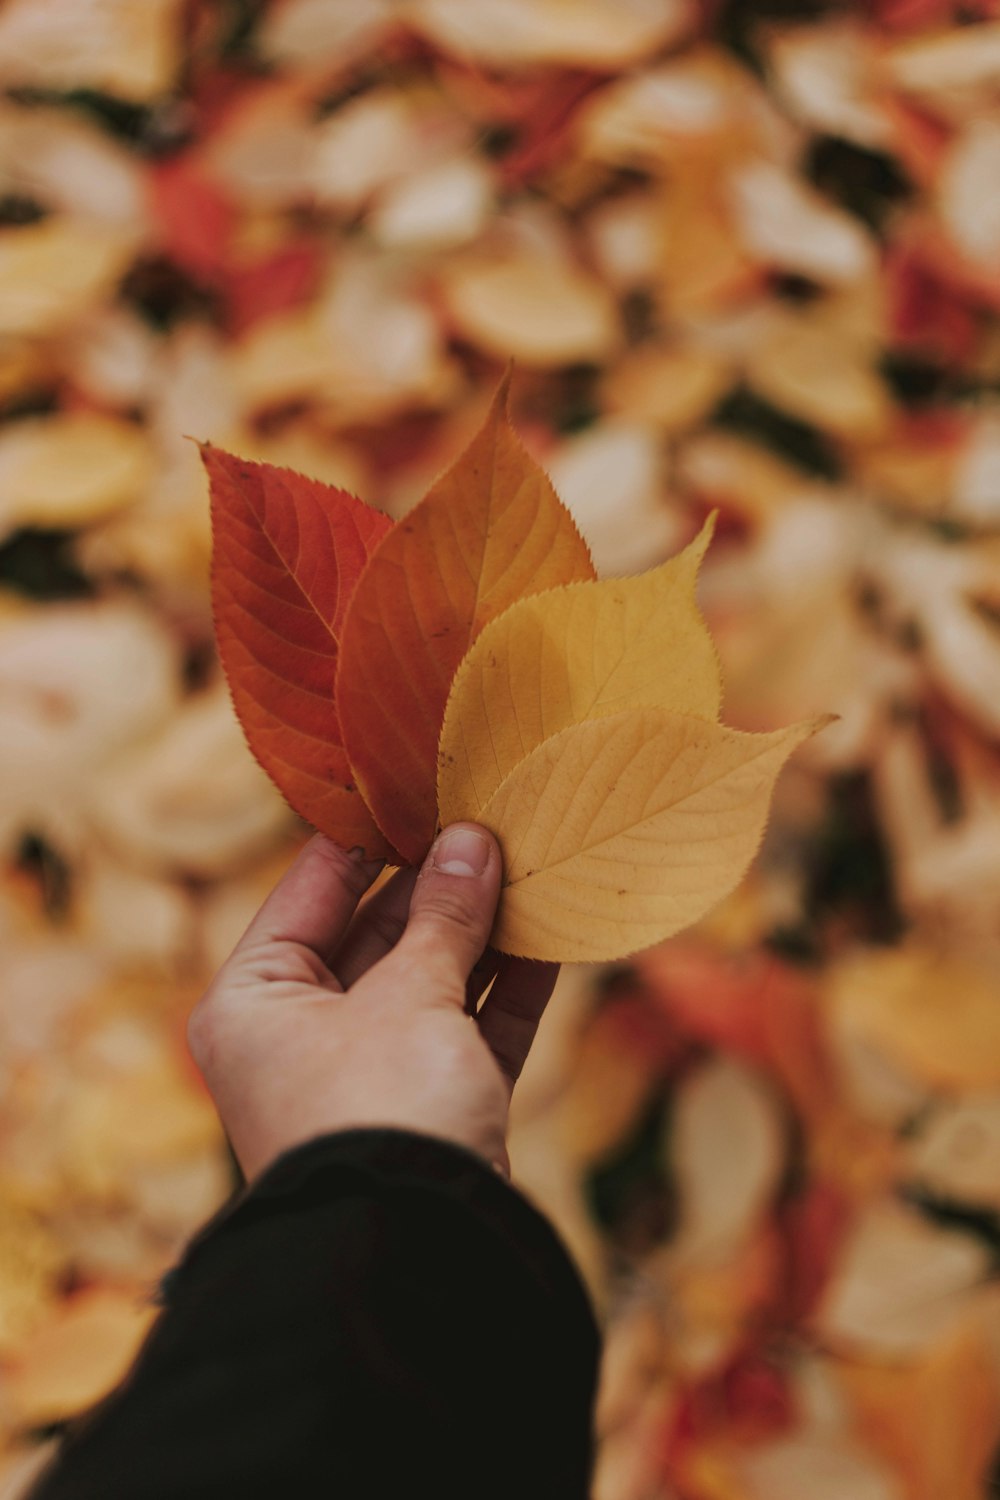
29,1129 -> 599,1500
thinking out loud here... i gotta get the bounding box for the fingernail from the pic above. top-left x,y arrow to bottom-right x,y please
431,827 -> 489,877
347,845 -> 383,874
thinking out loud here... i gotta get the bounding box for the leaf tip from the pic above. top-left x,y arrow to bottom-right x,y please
494,360 -> 515,414
687,509 -> 718,568
787,711 -> 840,752
808,712 -> 840,736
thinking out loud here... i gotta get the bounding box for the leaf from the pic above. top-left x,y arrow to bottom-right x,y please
441,708 -> 824,962
438,516 -> 720,817
815,1200 -> 990,1359
149,155 -> 235,279
827,944 -> 1000,1091
336,374 -> 595,863
841,1314 -> 1000,1500
669,1056 -> 786,1262
5,1288 -> 157,1427
204,448 -> 393,857
440,251 -> 620,366
0,413 -> 150,538
404,0 -> 689,69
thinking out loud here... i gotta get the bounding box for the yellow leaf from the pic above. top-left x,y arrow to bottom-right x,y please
0,413 -> 150,537
0,219 -> 138,337
438,518 -> 720,817
0,0 -> 182,100
444,707 -> 823,962
6,1288 -> 156,1428
403,0 -> 688,69
440,251 -> 620,367
827,944 -> 1000,1091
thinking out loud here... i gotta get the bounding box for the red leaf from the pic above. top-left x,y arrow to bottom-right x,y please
225,240 -> 324,337
149,156 -> 235,280
887,244 -> 979,363
204,448 -> 393,857
335,374 -> 596,863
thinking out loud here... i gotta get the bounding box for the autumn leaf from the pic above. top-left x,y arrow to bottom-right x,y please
441,708 -> 824,962
204,447 -> 393,858
335,373 -> 596,863
438,515 -> 720,816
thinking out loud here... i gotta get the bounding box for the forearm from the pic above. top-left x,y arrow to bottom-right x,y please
30,1130 -> 599,1500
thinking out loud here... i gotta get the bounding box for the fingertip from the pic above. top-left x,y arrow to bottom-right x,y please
425,823 -> 496,879
316,833 -> 384,879
397,823 -> 503,986
233,834 -> 384,963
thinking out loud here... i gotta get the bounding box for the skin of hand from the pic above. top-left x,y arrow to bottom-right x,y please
187,824 -> 558,1180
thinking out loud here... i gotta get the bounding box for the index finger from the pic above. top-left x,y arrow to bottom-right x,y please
232,835 -> 383,963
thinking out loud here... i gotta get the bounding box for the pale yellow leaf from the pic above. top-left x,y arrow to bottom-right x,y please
827,945 -> 1000,1091
601,343 -> 732,432
544,422 -> 682,576
91,685 -> 290,878
669,1056 -> 786,1262
764,20 -> 889,149
371,157 -> 493,251
449,707 -> 822,962
5,1288 -> 156,1427
257,0 -> 392,70
885,22 -> 1000,97
815,1200 -> 991,1360
939,119 -> 1000,272
441,252 -> 619,367
728,160 -> 877,285
745,316 -> 891,442
736,1434 -> 900,1500
439,519 -> 720,818
0,220 -> 138,338
0,414 -> 150,538
0,0 -> 182,100
0,1202 -> 64,1355
402,0 -> 691,68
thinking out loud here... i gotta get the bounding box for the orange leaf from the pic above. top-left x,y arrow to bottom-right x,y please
336,374 -> 595,863
204,448 -> 392,857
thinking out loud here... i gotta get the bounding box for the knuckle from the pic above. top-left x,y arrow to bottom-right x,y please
311,837 -> 379,902
364,904 -> 408,954
414,886 -> 485,939
491,1043 -> 523,1085
186,993 -> 219,1073
386,933 -> 464,1000
487,1015 -> 534,1084
243,938 -> 329,986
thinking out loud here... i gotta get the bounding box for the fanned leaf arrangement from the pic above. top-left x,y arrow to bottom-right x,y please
204,376 -> 825,961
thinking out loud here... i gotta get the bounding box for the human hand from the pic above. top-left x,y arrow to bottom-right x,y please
187,825 -> 558,1180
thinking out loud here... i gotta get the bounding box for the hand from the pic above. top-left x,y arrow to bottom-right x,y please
187,824 -> 558,1180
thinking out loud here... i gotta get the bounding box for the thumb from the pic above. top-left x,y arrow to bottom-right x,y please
392,824 -> 502,994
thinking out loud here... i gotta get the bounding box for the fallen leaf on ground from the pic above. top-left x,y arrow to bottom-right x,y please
668,1056 -> 786,1262
826,944 -> 1000,1091
0,414 -> 150,539
4,1288 -> 156,1429
815,1199 -> 991,1359
403,0 -> 692,68
440,251 -> 620,366
842,1311 -> 1000,1500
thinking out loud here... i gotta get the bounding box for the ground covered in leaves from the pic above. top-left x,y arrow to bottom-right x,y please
1,1 -> 1000,1496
